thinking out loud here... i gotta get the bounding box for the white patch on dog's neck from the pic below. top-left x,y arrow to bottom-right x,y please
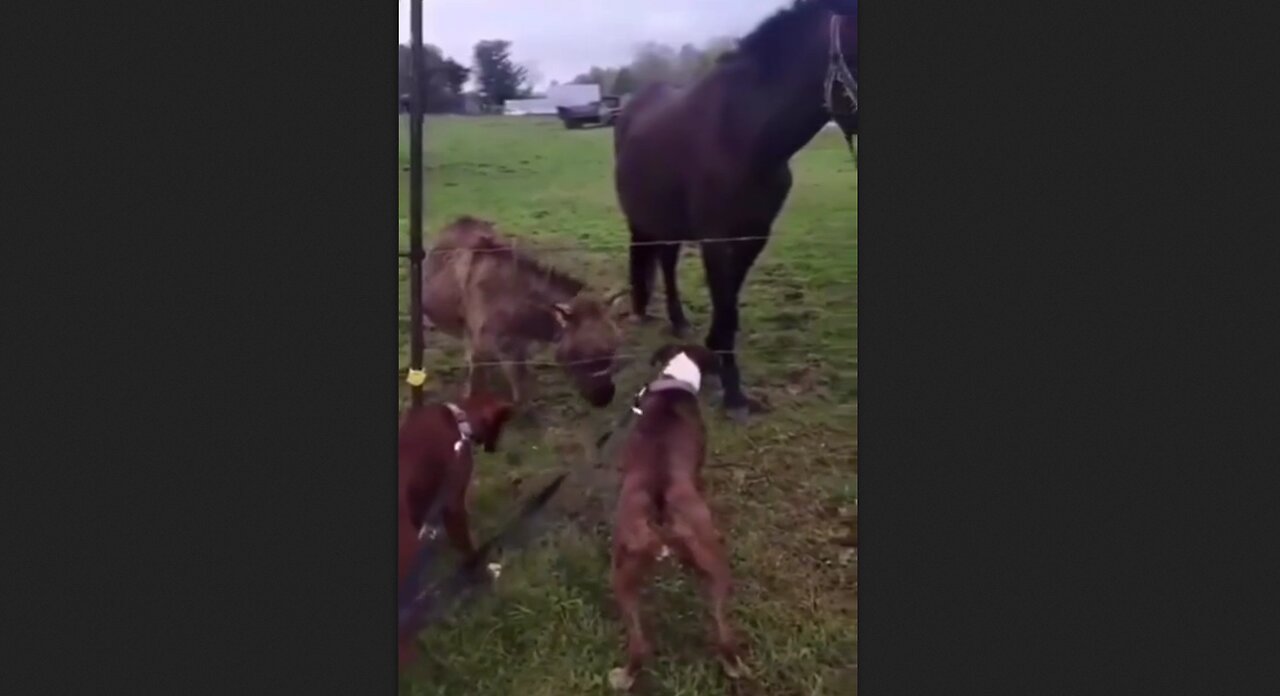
661,352 -> 702,392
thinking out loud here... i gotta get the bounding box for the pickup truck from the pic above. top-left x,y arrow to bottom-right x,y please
556,96 -> 622,129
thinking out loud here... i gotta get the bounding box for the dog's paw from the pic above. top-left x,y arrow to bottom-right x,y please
486,562 -> 502,580
607,667 -> 635,691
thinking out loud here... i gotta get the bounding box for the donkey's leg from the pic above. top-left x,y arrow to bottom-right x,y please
658,241 -> 690,337
465,338 -> 497,399
701,238 -> 768,422
499,347 -> 529,404
628,230 -> 658,323
463,344 -> 479,398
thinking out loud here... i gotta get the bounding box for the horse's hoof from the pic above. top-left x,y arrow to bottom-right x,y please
608,667 -> 635,691
515,409 -> 540,427
745,396 -> 771,414
724,405 -> 750,424
668,322 -> 691,338
724,396 -> 769,423
630,314 -> 655,326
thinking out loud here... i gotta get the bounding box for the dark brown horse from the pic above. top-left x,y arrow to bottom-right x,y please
613,0 -> 857,421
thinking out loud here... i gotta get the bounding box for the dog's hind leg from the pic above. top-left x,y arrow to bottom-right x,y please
609,526 -> 658,690
671,498 -> 747,679
440,504 -> 476,558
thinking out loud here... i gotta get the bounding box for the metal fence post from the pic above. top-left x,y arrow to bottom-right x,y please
407,0 -> 426,408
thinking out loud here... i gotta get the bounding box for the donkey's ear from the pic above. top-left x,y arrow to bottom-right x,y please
552,303 -> 573,327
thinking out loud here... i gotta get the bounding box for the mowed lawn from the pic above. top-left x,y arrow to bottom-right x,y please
398,116 -> 856,696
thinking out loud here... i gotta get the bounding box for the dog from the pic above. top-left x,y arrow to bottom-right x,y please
397,391 -> 514,672
607,343 -> 747,690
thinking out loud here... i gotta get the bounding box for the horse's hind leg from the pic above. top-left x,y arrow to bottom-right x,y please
658,242 -> 690,337
628,231 -> 658,323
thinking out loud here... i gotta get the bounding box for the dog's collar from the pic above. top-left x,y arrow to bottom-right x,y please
630,378 -> 699,415
443,402 -> 472,453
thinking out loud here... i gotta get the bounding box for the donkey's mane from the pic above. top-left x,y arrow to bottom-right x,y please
456,216 -> 586,297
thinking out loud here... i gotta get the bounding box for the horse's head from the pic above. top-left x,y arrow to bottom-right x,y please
551,291 -> 628,407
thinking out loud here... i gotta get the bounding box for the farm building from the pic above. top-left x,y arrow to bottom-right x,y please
504,83 -> 601,116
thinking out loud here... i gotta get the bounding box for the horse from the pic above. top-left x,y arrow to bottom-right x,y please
613,0 -> 857,421
420,216 -> 629,408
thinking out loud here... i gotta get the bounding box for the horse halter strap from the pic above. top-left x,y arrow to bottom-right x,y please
824,14 -> 858,117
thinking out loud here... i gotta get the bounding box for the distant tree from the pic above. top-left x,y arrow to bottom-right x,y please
570,66 -> 619,93
567,37 -> 736,95
398,43 -> 470,113
521,62 -> 544,97
612,67 -> 637,95
631,42 -> 679,85
473,39 -> 530,107
442,58 -> 469,97
703,36 -> 738,63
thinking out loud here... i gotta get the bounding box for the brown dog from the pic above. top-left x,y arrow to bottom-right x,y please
608,344 -> 746,690
397,391 -> 514,672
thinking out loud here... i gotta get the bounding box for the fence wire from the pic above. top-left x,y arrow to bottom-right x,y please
397,231 -> 855,379
396,233 -> 858,258
396,352 -> 856,374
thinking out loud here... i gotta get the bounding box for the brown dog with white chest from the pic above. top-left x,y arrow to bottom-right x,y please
608,343 -> 747,690
397,391 -> 514,672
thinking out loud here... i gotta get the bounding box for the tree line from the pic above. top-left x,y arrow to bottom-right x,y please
398,39 -> 534,113
398,35 -> 741,113
567,37 -> 737,96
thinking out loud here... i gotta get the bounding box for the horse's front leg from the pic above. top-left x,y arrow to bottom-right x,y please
700,239 -> 768,422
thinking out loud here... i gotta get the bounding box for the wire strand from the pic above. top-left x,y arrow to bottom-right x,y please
397,351 -> 856,371
396,234 -> 856,257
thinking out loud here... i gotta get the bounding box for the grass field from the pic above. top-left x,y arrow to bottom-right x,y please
398,116 -> 856,696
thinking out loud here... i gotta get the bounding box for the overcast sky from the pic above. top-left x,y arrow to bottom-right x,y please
397,0 -> 790,89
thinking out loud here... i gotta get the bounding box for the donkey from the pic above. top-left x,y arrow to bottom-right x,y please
421,216 -> 628,408
613,0 -> 857,422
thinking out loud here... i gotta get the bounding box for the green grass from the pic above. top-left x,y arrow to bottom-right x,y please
399,116 -> 856,696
